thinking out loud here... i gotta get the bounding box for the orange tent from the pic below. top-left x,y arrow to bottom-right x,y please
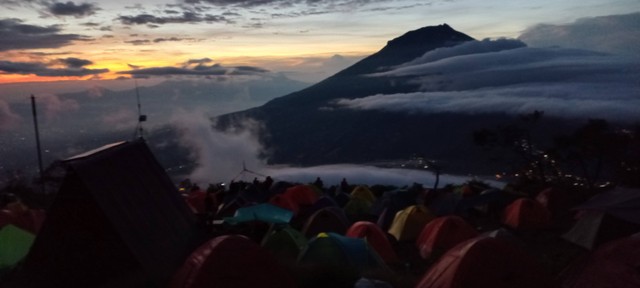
346,221 -> 399,265
171,235 -> 295,288
388,205 -> 434,242
416,236 -> 559,288
502,198 -> 551,230
416,215 -> 478,259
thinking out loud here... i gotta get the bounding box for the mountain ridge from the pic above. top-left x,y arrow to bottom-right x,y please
213,24 -> 580,174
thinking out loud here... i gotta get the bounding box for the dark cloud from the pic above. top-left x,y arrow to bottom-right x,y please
55,57 -> 93,68
185,58 -> 214,65
80,22 -> 100,27
519,12 -> 640,56
117,11 -> 232,25
48,1 -> 98,17
124,39 -> 151,45
0,18 -> 89,51
127,63 -> 142,69
0,60 -> 108,77
153,37 -> 195,43
118,63 -> 269,76
335,38 -> 640,123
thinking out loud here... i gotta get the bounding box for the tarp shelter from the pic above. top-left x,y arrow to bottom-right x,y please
299,232 -> 387,273
171,235 -> 295,288
0,225 -> 35,270
502,198 -> 551,230
416,216 -> 478,259
562,210 -> 640,250
302,207 -> 350,238
21,140 -> 199,288
388,205 -> 434,242
224,203 -> 293,225
563,234 -> 640,288
416,236 -> 559,288
346,221 -> 399,265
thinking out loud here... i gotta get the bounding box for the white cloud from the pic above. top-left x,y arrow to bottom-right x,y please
345,37 -> 640,122
167,109 -> 503,187
335,83 -> 640,122
519,12 -> 640,56
0,99 -> 21,131
262,164 -> 503,188
170,109 -> 267,184
400,38 -> 527,67
101,108 -> 136,130
34,93 -> 80,120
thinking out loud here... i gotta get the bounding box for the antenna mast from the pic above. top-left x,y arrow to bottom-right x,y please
31,95 -> 45,193
133,79 -> 147,140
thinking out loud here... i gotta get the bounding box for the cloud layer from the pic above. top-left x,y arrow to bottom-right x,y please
335,24 -> 640,123
519,12 -> 640,56
0,18 -> 88,51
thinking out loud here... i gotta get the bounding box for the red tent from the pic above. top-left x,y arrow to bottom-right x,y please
502,198 -> 551,230
269,194 -> 300,215
416,215 -> 478,259
346,221 -> 399,265
416,236 -> 559,288
171,235 -> 295,288
565,234 -> 640,288
184,190 -> 208,214
283,185 -> 319,206
0,207 -> 46,234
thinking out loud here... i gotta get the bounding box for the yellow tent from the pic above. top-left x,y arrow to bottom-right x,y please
388,205 -> 434,241
350,186 -> 376,203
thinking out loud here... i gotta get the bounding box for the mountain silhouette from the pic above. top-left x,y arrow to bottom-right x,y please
215,24 -> 577,174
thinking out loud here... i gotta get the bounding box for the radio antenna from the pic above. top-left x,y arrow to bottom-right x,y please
133,79 -> 147,140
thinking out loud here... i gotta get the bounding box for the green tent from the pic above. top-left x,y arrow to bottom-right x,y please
262,226 -> 308,263
0,225 -> 35,270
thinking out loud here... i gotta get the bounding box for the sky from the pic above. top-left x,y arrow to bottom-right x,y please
1,0 -> 639,86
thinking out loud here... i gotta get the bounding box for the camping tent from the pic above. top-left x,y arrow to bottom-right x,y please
502,198 -> 551,230
562,210 -> 640,250
171,235 -> 295,288
416,236 -> 559,288
0,225 -> 35,271
224,203 -> 293,225
564,234 -> 640,288
301,207 -> 350,238
21,140 -> 199,287
346,221 -> 399,265
262,226 -> 308,265
572,186 -> 640,225
416,216 -> 478,260
388,205 -> 434,242
299,232 -> 387,273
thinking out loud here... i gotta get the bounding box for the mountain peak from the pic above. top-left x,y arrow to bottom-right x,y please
334,24 -> 474,77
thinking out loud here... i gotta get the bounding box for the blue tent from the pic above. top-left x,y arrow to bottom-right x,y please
224,203 -> 293,225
